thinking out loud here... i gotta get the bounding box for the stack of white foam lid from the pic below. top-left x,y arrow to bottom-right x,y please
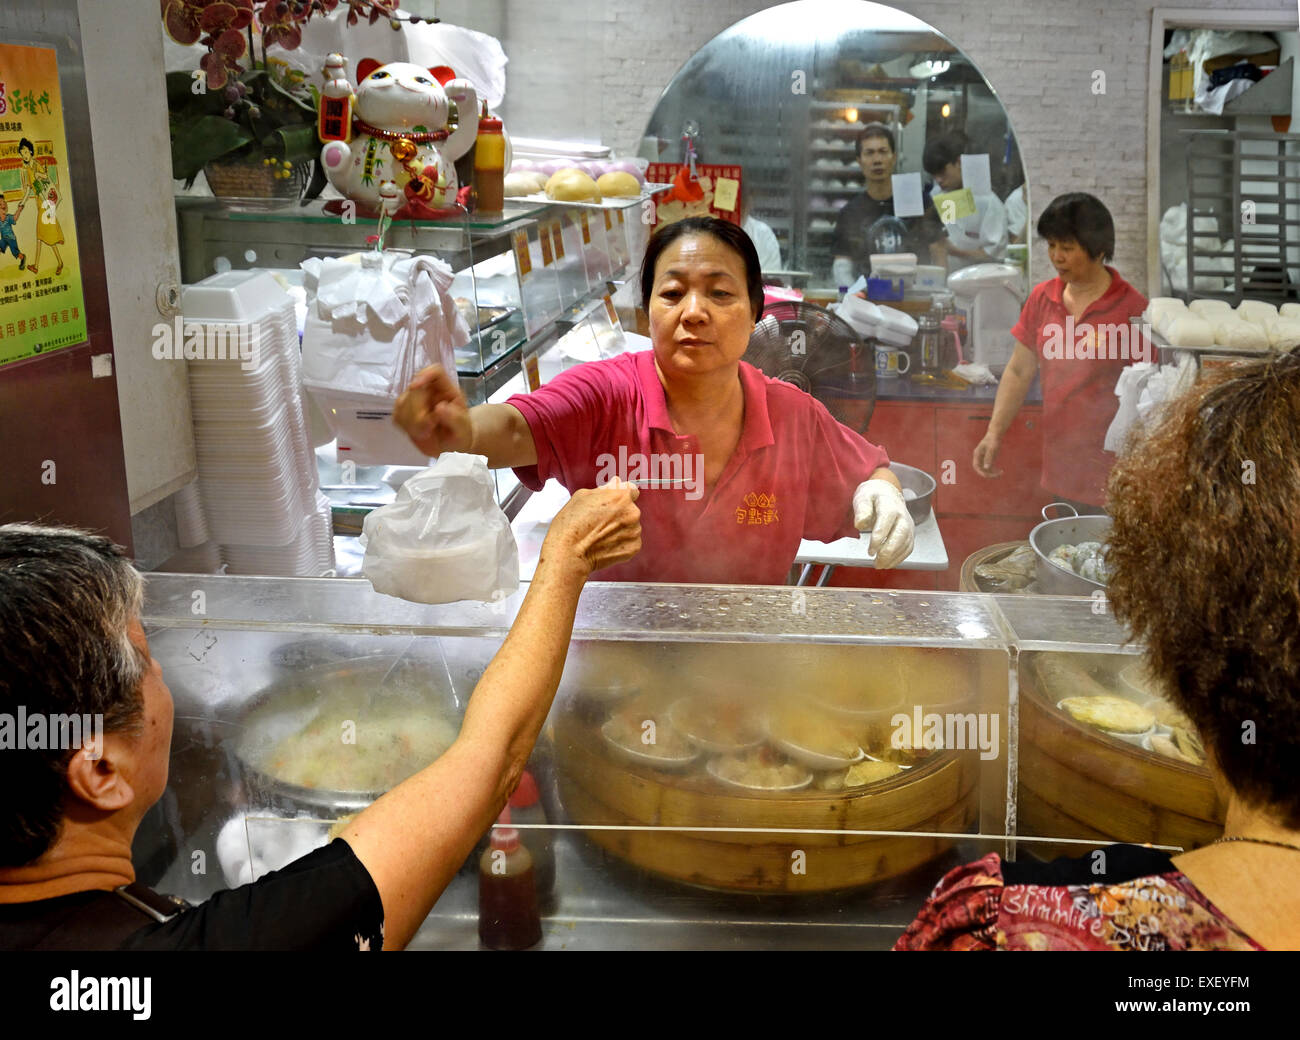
837,293 -> 919,347
1145,297 -> 1300,352
180,270 -> 334,577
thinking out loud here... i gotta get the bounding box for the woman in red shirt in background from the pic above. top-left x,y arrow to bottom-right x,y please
898,351 -> 1300,951
972,193 -> 1148,513
394,216 -> 915,585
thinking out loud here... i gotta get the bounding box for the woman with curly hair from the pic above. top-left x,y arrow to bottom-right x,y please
897,351 -> 1300,951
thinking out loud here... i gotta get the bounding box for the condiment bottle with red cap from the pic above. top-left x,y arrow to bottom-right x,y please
478,807 -> 542,950
473,100 -> 505,214
507,769 -> 554,904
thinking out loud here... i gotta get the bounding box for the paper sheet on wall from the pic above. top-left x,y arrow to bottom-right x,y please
960,153 -> 992,196
890,173 -> 924,218
932,188 -> 976,224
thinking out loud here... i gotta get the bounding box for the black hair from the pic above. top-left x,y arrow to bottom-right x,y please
17,137 -> 34,157
854,122 -> 896,160
1035,192 -> 1115,262
640,216 -> 764,322
922,135 -> 964,176
0,525 -> 146,867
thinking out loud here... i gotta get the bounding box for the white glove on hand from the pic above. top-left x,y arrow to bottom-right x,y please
852,478 -> 915,569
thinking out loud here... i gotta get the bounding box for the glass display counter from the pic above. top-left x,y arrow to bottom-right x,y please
175,193 -> 648,528
134,575 -> 1204,949
175,194 -> 645,390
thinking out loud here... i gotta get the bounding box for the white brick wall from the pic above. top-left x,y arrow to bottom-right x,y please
441,0 -> 1297,289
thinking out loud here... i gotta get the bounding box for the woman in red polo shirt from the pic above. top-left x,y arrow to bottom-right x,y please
394,216 -> 914,585
972,193 -> 1148,512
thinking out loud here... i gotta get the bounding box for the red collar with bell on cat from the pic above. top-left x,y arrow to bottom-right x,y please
353,118 -> 449,144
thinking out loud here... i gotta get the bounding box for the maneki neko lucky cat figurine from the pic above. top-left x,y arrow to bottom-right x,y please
318,54 -> 479,220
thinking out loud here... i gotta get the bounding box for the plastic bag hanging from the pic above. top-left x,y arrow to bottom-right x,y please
361,453 -> 519,604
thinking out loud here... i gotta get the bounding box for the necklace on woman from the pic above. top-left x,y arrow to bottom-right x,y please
1212,835 -> 1300,853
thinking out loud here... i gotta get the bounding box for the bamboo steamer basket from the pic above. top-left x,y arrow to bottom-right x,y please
1017,652 -> 1225,855
959,540 -> 1027,593
553,705 -> 980,894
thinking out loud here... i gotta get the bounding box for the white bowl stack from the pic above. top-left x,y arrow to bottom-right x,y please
180,271 -> 334,577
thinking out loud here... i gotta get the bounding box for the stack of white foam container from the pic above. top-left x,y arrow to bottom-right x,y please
180,271 -> 333,576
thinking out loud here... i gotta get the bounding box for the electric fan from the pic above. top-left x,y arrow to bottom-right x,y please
744,300 -> 877,436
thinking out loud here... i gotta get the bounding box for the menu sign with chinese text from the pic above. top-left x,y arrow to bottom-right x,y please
0,43 -> 87,366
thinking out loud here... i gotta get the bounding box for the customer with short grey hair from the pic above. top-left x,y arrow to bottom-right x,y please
0,484 -> 641,950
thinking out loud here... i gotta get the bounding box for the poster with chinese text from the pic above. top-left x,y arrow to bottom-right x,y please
0,43 -> 87,366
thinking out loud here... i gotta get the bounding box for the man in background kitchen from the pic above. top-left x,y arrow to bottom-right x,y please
0,486 -> 640,950
921,135 -> 1008,272
1004,184 -> 1028,244
972,193 -> 1148,512
831,122 -> 946,288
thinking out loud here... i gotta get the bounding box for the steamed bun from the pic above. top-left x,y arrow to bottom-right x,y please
595,171 -> 641,198
545,168 -> 601,202
1212,318 -> 1269,351
1189,299 -> 1233,319
1162,314 -> 1215,347
1268,319 -> 1300,350
1236,300 -> 1279,328
504,170 -> 547,197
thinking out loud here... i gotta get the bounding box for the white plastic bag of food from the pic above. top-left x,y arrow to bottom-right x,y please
361,453 -> 518,604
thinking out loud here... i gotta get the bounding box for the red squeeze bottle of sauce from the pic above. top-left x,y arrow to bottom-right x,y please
473,100 -> 505,214
508,770 -> 554,904
478,808 -> 542,950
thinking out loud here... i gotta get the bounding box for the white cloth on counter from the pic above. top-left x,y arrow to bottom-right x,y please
952,362 -> 997,386
1104,363 -> 1156,452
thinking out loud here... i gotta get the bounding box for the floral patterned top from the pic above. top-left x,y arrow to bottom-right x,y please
894,845 -> 1265,951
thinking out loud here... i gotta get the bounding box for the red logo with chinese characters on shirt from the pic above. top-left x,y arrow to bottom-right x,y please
736,491 -> 779,525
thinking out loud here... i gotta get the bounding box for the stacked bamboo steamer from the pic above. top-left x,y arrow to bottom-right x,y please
1018,651 -> 1225,854
552,641 -> 987,893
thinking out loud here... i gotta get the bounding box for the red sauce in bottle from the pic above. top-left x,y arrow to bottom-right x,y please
478,813 -> 542,950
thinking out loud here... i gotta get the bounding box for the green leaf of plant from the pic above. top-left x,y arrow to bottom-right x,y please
267,124 -> 320,165
166,69 -> 224,116
171,114 -> 254,181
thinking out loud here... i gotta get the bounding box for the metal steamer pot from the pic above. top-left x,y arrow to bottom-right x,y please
890,462 -> 937,524
1028,503 -> 1112,595
234,655 -> 460,816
